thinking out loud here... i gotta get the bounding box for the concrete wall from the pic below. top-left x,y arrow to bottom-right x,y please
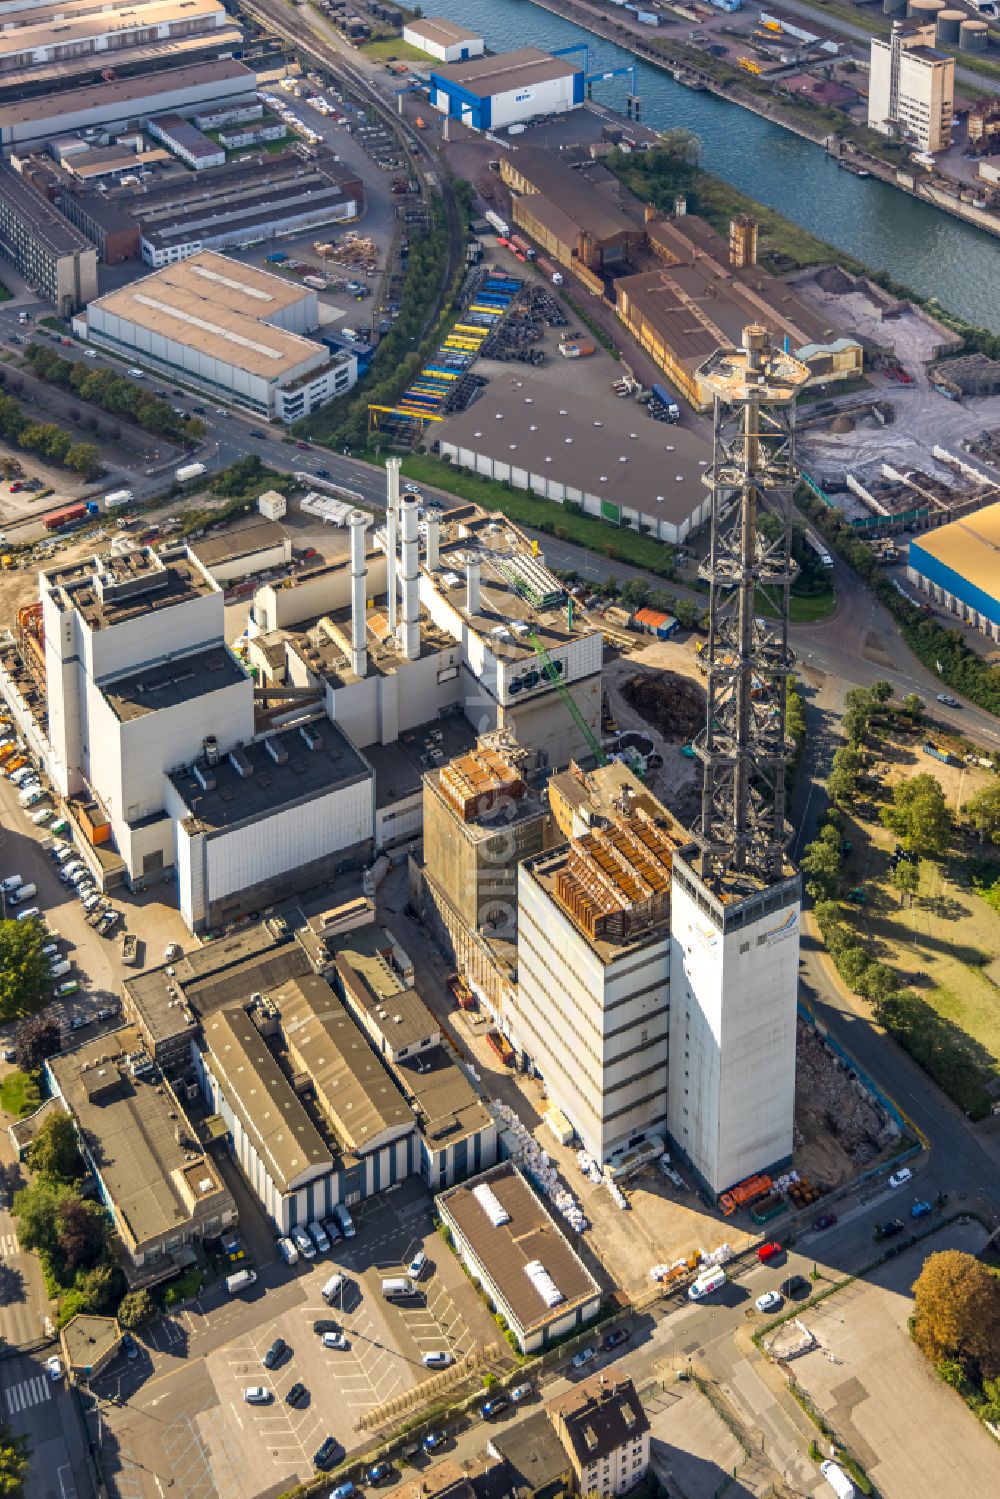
667,864 -> 800,1196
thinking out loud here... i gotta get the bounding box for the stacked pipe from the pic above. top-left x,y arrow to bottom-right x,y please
349,510 -> 368,679
400,495 -> 420,661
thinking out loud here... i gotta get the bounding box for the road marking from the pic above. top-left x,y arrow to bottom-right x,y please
5,1374 -> 52,1414
55,1462 -> 77,1499
0,1232 -> 18,1257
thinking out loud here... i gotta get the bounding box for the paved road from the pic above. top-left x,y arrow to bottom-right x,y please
0,1350 -> 92,1499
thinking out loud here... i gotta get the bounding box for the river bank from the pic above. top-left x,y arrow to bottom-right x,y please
523,0 -> 1000,243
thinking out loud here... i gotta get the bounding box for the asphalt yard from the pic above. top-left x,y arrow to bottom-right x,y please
90,1182 -> 498,1499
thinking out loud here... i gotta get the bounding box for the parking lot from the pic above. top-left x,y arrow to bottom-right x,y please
91,1181 -> 500,1499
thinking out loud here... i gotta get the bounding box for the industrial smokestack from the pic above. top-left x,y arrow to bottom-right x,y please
400,495 -> 420,661
425,513 -> 440,572
466,555 -> 481,616
385,457 -> 401,635
349,510 -> 368,679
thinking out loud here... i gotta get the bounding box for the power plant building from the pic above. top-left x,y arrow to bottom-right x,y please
428,48 -> 585,131
868,19 -> 955,152
906,500 -> 1000,641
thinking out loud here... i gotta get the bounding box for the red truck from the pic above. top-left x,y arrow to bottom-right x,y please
509,234 -> 536,262
44,503 -> 87,531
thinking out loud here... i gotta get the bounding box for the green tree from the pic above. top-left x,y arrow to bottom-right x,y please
891,860 -> 920,902
857,962 -> 899,1003
870,679 -> 893,704
0,1425 -> 29,1496
903,693 -> 924,719
11,1178 -> 73,1258
0,918 -> 51,1023
842,686 -> 874,744
964,782 -> 1000,844
64,442 -> 100,479
786,675 -> 806,756
801,835 -> 840,898
26,1112 -> 80,1184
837,946 -> 871,990
881,773 -> 950,858
117,1288 -> 156,1331
13,1014 -> 60,1073
56,1198 -> 109,1275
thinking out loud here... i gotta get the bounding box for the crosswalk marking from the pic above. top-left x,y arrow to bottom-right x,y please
5,1375 -> 52,1415
0,1232 -> 19,1258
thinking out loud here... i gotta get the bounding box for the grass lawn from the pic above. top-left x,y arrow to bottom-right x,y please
0,1070 -> 40,1118
362,38 -> 431,63
839,756 -> 1000,1086
397,454 -> 679,579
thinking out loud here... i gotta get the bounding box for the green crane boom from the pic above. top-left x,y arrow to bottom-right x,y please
528,630 -> 607,766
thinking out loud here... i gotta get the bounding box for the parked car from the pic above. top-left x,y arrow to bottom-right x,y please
757,1242 -> 782,1263
367,1461 -> 393,1485
570,1347 -> 596,1370
880,1218 -> 905,1239
911,1200 -> 933,1219
422,1431 -> 447,1454
55,981 -> 79,998
888,1168 -> 913,1189
322,1330 -> 349,1350
314,1436 -> 343,1471
779,1276 -> 810,1300
262,1338 -> 288,1369
286,1382 -> 307,1407
313,1319 -> 340,1335
122,1334 -> 139,1362
813,1213 -> 838,1232
329,1484 -> 355,1499
46,1356 -> 64,1380
480,1394 -> 509,1420
421,1351 -> 453,1368
321,1215 -> 342,1244
292,1225 -> 315,1260
510,1383 -> 533,1403
755,1291 -> 783,1314
602,1327 -> 630,1351
408,1248 -> 427,1280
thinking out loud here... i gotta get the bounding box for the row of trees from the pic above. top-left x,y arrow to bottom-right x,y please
23,343 -> 204,447
0,393 -> 100,481
799,491 -> 1000,716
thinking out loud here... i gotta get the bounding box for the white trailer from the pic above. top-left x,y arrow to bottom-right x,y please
175,463 -> 206,483
103,488 -> 134,510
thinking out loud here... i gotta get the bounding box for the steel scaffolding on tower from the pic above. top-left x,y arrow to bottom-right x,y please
692,325 -> 810,886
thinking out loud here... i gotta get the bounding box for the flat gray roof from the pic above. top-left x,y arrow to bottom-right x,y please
101,644 -> 246,723
406,16 -> 482,46
49,1034 -> 233,1251
169,719 -> 371,835
431,47 -> 581,99
440,374 -> 710,529
191,519 -> 288,570
0,57 -> 253,128
437,1162 -> 600,1336
0,161 -> 94,259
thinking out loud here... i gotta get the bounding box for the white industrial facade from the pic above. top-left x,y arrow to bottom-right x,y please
402,17 -> 484,63
511,854 -> 670,1163
666,855 -> 801,1197
0,58 -> 256,150
78,252 -> 356,421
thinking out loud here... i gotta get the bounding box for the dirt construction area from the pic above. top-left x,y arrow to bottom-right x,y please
604,638 -> 705,826
793,1021 -> 901,1190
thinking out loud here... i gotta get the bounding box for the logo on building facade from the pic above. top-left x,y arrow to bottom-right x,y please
763,908 -> 799,947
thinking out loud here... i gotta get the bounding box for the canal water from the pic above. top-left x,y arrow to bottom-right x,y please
429,0 -> 1000,329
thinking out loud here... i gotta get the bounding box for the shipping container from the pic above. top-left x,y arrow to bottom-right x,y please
103,489 -> 134,510
509,234 -> 536,261
484,210 -> 510,236
44,504 -> 87,531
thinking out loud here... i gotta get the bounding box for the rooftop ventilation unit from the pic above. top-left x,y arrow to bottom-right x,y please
264,734 -> 289,765
524,1258 -> 563,1308
300,722 -> 323,752
229,746 -> 253,778
193,762 -> 216,792
472,1181 -> 510,1226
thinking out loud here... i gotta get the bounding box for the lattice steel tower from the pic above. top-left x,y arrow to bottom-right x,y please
693,325 -> 810,886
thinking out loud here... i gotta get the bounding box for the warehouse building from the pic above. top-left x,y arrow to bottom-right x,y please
46,1033 -> 237,1273
77,251 -> 357,421
510,764 -> 684,1163
0,0 -> 234,74
868,19 -> 954,153
122,922 -> 497,1230
148,112 -> 225,171
500,148 -> 647,272
0,57 -> 257,150
619,214 -> 861,410
190,520 -> 292,585
0,160 -> 97,314
428,48 -> 584,132
436,1163 -> 602,1352
57,189 -> 141,264
57,149 -> 362,269
403,16 -> 484,63
0,26 -> 246,106
907,500 -> 1000,641
437,374 -> 712,544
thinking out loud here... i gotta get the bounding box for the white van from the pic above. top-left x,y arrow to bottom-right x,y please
0,875 -> 23,894
381,1277 -> 418,1301
321,1272 -> 345,1304
225,1268 -> 257,1295
820,1460 -> 857,1499
308,1220 -> 330,1254
291,1225 -> 315,1260
277,1237 -> 299,1266
9,883 -> 37,905
333,1203 -> 355,1239
15,907 -> 40,922
688,1267 -> 727,1302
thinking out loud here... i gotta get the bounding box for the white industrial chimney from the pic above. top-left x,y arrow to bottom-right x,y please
349,509 -> 368,679
385,457 -> 401,634
385,455 -> 401,520
425,512 -> 440,572
466,555 -> 481,616
400,495 -> 420,661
